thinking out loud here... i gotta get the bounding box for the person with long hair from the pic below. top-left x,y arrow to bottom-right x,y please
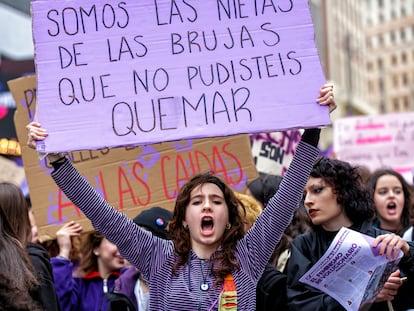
286,158 -> 414,311
107,206 -> 174,311
367,169 -> 413,237
0,182 -> 61,311
27,84 -> 336,310
367,168 -> 414,311
51,221 -> 126,310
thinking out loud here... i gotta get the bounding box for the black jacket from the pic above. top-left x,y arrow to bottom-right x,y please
383,225 -> 414,311
256,264 -> 288,311
27,242 -> 62,311
107,266 -> 140,311
286,221 -> 414,311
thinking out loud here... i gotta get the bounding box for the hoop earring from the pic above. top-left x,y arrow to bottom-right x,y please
226,223 -> 231,230
184,224 -> 189,231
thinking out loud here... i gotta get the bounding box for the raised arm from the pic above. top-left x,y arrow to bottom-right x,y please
238,83 -> 336,280
50,221 -> 83,310
27,122 -> 172,280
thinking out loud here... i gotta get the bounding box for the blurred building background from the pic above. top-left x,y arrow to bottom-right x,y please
310,0 -> 414,149
0,0 -> 32,195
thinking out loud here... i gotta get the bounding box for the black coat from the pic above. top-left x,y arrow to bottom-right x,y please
286,221 -> 414,311
385,225 -> 414,311
256,264 -> 288,311
27,242 -> 62,311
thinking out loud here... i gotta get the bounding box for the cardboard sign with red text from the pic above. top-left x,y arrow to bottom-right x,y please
9,75 -> 258,240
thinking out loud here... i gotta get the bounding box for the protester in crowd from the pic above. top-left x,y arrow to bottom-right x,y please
410,185 -> 414,229
27,84 -> 336,309
41,236 -> 82,264
367,168 -> 414,310
246,172 -> 283,210
410,180 -> 414,226
247,171 -> 311,271
107,206 -> 173,311
235,191 -> 289,311
271,207 -> 311,272
367,169 -> 413,237
26,195 -> 40,244
356,165 -> 372,186
234,191 -> 262,232
132,206 -> 173,240
26,195 -> 82,263
287,158 -> 414,311
51,221 -> 126,311
41,225 -> 82,264
0,182 -> 61,311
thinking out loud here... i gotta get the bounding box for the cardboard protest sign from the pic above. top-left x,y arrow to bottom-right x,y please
31,0 -> 330,153
334,112 -> 414,183
250,129 -> 302,176
9,75 -> 258,240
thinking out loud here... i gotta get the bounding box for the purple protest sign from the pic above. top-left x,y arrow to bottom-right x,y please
31,0 -> 330,153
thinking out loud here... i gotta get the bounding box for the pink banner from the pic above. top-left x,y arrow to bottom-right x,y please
334,112 -> 414,183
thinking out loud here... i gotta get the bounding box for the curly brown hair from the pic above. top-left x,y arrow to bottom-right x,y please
168,172 -> 245,288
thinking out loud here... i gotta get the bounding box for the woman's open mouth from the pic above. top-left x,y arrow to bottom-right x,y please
201,216 -> 214,234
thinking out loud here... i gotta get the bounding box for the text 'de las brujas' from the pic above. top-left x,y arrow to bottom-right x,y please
32,0 -> 329,153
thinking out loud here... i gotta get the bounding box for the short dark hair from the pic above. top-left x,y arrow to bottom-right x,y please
310,157 -> 374,224
247,173 -> 283,207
